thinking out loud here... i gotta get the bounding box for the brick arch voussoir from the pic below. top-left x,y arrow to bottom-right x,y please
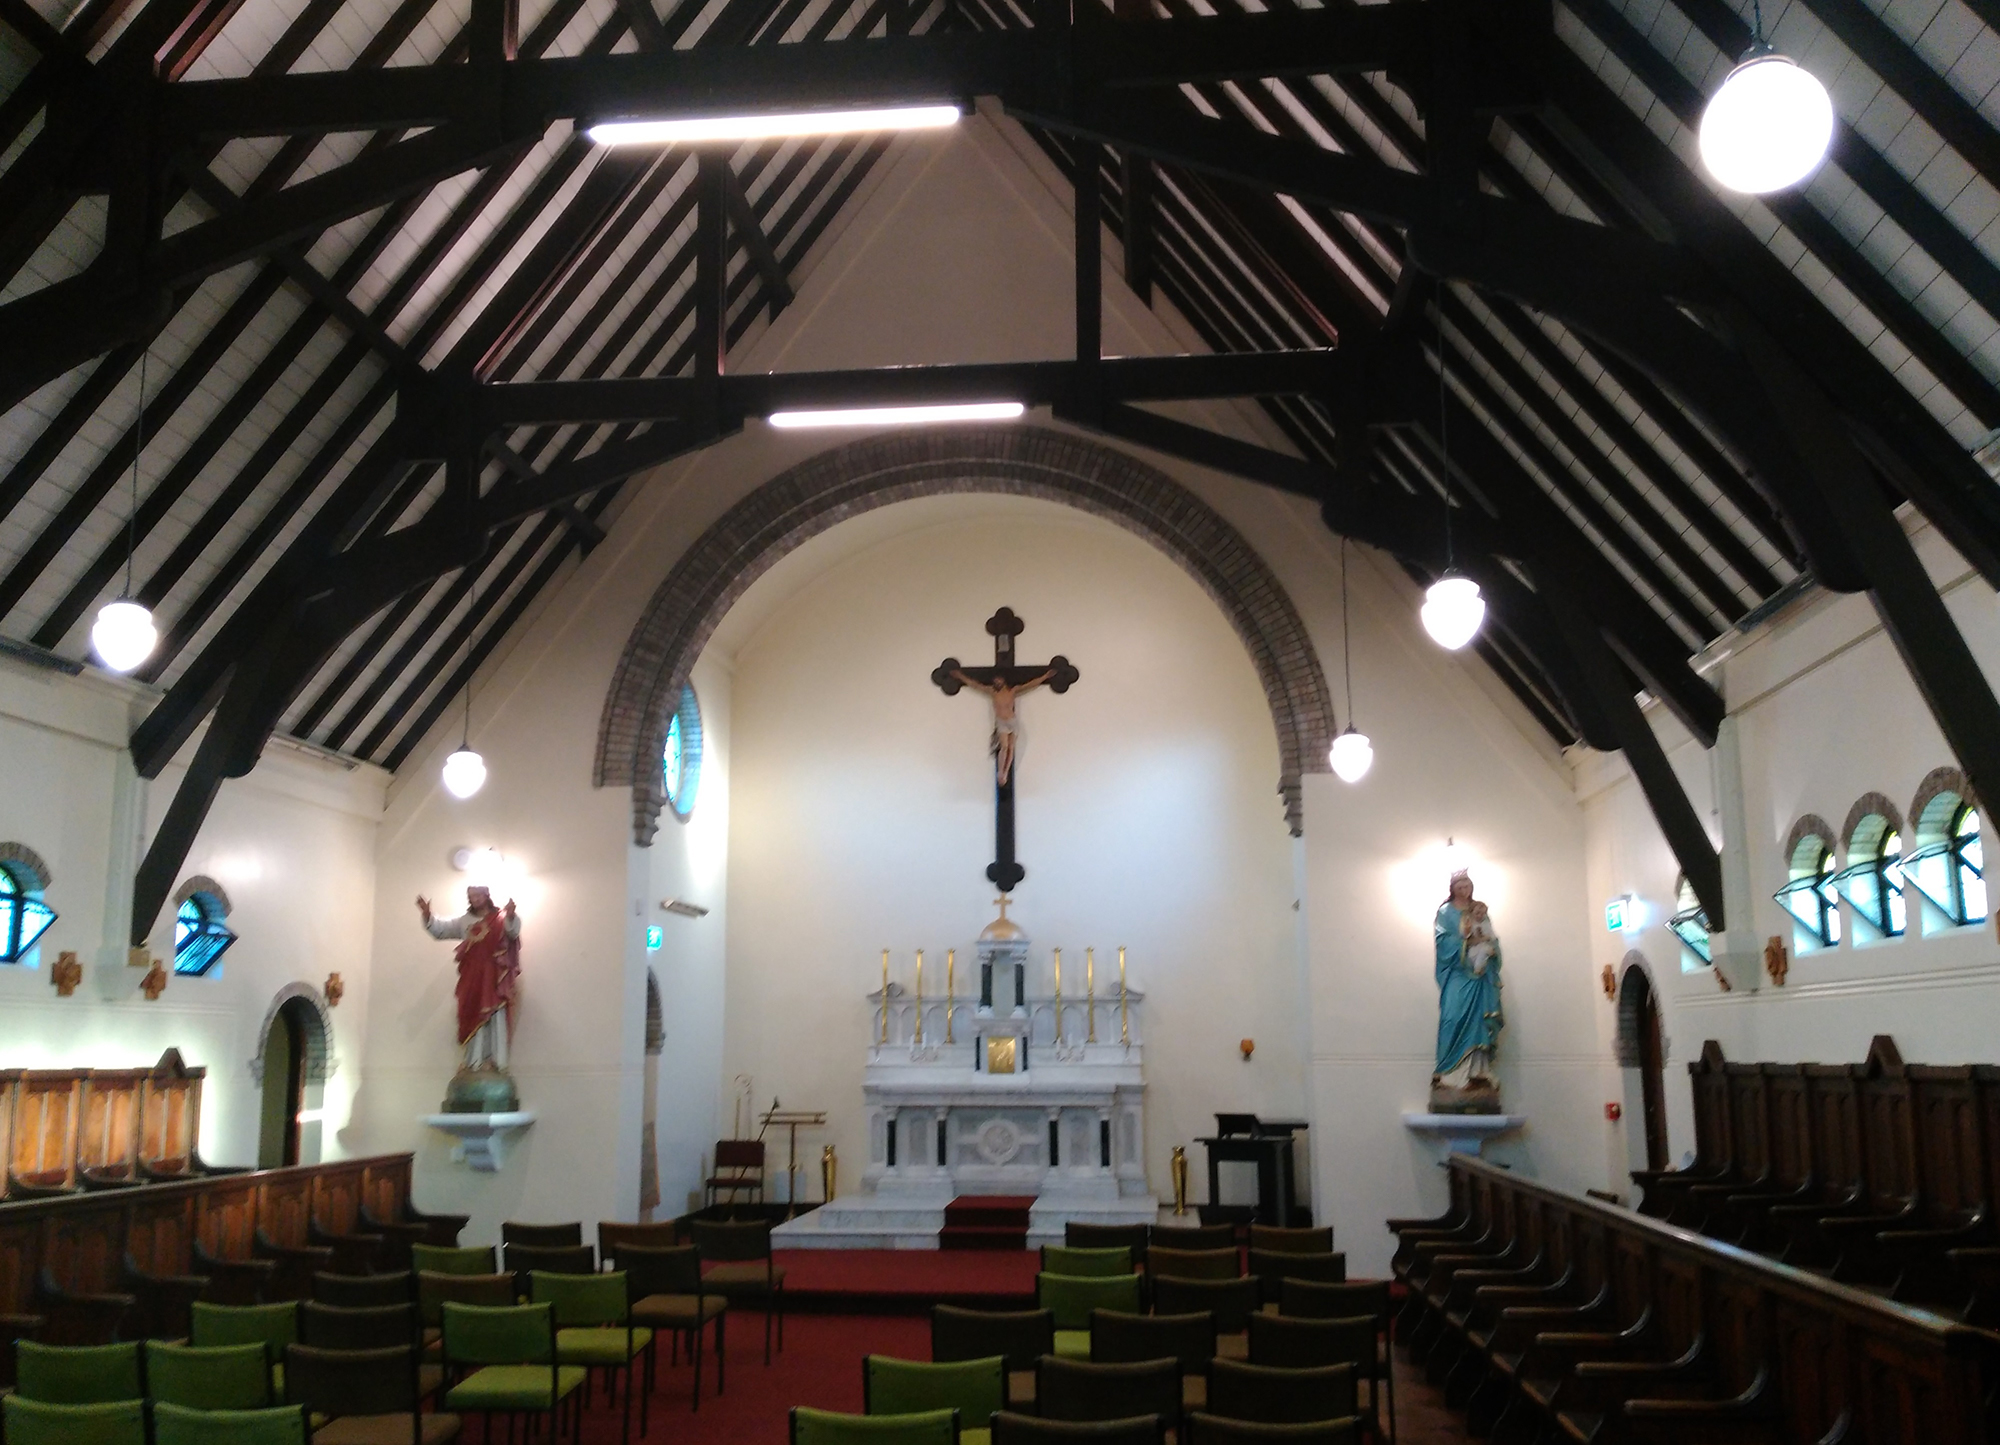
597,427 -> 1335,844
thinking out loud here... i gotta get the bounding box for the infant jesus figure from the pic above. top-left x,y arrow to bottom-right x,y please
1462,901 -> 1498,978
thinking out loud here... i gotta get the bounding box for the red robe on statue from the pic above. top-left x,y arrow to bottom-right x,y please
455,907 -> 521,1047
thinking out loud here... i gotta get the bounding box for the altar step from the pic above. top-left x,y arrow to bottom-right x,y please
939,1195 -> 1035,1251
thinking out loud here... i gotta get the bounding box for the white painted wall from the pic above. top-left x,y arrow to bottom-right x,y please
0,656 -> 384,1169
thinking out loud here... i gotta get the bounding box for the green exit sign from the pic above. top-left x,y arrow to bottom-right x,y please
645,925 -> 663,951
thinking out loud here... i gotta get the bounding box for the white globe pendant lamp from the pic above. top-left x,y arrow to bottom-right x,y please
1422,573 -> 1486,650
1698,42 -> 1833,194
95,354 -> 157,675
441,680 -> 486,799
1330,727 -> 1374,783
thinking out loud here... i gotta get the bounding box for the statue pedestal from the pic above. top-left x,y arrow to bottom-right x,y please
1403,1111 -> 1525,1163
420,1110 -> 537,1171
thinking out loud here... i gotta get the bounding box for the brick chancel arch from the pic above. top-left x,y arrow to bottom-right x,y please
597,427 -> 1335,843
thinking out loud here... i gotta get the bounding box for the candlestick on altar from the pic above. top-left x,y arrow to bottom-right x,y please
915,949 -> 925,1044
1119,946 -> 1129,1046
1054,947 -> 1063,1043
946,949 -> 956,1043
1087,947 -> 1097,1043
880,948 -> 889,1045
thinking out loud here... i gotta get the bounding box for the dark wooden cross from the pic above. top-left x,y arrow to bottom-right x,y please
931,607 -> 1079,893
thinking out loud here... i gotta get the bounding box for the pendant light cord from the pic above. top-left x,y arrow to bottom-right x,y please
1749,0 -> 1765,45
126,352 -> 147,599
1437,287 -> 1455,572
1340,536 -> 1356,730
461,674 -> 473,749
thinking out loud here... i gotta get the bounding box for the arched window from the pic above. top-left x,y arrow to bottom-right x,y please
1774,824 -> 1840,950
1667,875 -> 1712,966
173,890 -> 236,977
1905,778 -> 1987,929
0,860 -> 56,965
661,685 -> 703,820
1830,802 -> 1906,940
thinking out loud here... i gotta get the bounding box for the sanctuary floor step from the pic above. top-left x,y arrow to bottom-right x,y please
939,1194 -> 1035,1251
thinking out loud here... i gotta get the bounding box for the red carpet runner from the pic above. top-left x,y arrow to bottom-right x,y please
938,1194 -> 1035,1251
777,1248 -> 1038,1313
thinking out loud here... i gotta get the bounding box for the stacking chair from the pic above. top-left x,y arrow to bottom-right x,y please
689,1219 -> 786,1363
1034,1357 -> 1179,1428
145,1342 -> 273,1409
502,1245 -> 594,1297
990,1416 -> 1162,1445
1245,1318 -> 1379,1443
791,1406 -> 957,1445
1273,1284 -> 1390,1442
1185,1418 -> 1354,1445
1064,1226 -> 1150,1263
1146,1249 -> 1239,1284
1,1397 -> 147,1445
1089,1310 -> 1216,1409
706,1141 -> 766,1208
286,1342 -> 461,1445
1150,1227 -> 1234,1254
1246,1254 -> 1343,1308
13,1341 -> 142,1403
597,1223 -> 679,1259
408,1247 -> 495,1278
301,1303 -> 420,1350
438,1302 -> 586,1445
931,1307 -> 1053,1408
1204,1361 -> 1354,1425
1038,1248 -> 1133,1278
863,1355 -> 1004,1445
532,1271 -> 651,1445
191,1301 -> 299,1399
153,1402 -> 309,1445
416,1275 -> 513,1361
1245,1229 -> 1333,1256
1150,1280 -> 1260,1357
613,1244 -> 724,1410
501,1224 -> 583,1250
312,1274 -> 413,1309
1035,1275 -> 1142,1359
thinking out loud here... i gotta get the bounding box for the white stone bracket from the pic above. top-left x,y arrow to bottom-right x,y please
420,1110 -> 538,1172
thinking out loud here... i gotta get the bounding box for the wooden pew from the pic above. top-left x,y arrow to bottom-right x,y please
1396,1156 -> 2000,1444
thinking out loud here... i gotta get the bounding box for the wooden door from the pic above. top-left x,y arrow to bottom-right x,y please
1638,979 -> 1669,1171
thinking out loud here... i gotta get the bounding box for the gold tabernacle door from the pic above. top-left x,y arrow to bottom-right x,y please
985,1037 -> 1018,1074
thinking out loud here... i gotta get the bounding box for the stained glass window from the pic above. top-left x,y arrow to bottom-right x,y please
0,865 -> 56,964
661,685 -> 702,819
174,892 -> 236,977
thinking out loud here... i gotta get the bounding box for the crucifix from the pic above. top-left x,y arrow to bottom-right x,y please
931,608 -> 1079,893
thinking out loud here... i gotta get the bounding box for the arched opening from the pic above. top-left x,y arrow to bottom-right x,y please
1621,964 -> 1669,1172
256,997 -> 314,1168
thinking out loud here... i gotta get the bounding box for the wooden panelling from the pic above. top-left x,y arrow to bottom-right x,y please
0,1053 -> 208,1198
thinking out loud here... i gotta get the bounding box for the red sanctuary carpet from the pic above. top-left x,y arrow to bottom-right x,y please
776,1247 -> 1040,1311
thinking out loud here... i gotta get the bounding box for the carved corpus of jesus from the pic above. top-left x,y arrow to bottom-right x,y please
417,885 -> 521,1071
951,667 -> 1053,786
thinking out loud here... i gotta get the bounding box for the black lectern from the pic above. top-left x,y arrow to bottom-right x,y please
1197,1114 -> 1308,1226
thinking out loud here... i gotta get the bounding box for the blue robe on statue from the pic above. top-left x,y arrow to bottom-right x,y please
1434,901 -> 1504,1078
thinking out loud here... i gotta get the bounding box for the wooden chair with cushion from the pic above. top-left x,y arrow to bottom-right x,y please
145,1341 -> 273,1409
613,1244 -> 724,1410
286,1342 -> 461,1445
439,1302 -> 586,1445
1245,1317 -> 1380,1444
1245,1252 -> 1344,1306
1184,1417 -> 1354,1445
1204,1361 -> 1354,1426
501,1224 -> 583,1249
1149,1280 -> 1260,1357
1063,1226 -> 1150,1265
689,1219 -> 786,1363
1150,1227 -> 1235,1254
1089,1310 -> 1216,1409
1039,1247 -> 1133,1278
1,1396 -> 147,1445
931,1307 -> 1053,1408
598,1222 -> 679,1258
313,1274 -> 414,1309
14,1341 -> 142,1403
791,1406 -> 958,1445
1245,1229 -> 1333,1256
864,1355 -> 1005,1445
1034,1357 -> 1180,1429
706,1141 -> 766,1208
1036,1275 -> 1142,1359
989,1416 -> 1162,1445
153,1402 -> 310,1445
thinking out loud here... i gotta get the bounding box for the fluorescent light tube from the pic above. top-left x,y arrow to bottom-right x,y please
767,401 -> 1026,428
588,104 -> 962,146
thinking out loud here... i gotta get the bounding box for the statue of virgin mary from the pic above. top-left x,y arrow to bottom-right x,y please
1432,870 -> 1504,1112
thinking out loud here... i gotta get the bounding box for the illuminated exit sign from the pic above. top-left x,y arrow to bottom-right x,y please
1605,896 -> 1633,933
645,925 -> 663,951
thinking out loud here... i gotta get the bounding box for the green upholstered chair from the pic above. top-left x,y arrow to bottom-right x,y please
153,1402 -> 309,1445
408,1248 -> 494,1279
191,1301 -> 299,1398
438,1302 -> 585,1442
1149,1227 -> 1234,1254
14,1342 -> 141,1404
311,1275 -> 414,1309
145,1342 -> 273,1409
790,1406 -> 958,1445
988,1415 -> 1162,1445
930,1307 -> 1052,1409
1035,1274 -> 1141,1359
1034,1357 -> 1178,1429
1245,1229 -> 1332,1256
416,1274 -> 513,1360
1145,1248 -> 1240,1283
864,1356 -> 1004,1445
688,1220 -> 786,1364
531,1271 -> 650,1445
611,1245 -> 723,1410
1185,1417 -> 1355,1445
1,1396 -> 146,1445
1038,1247 -> 1132,1278
501,1225 -> 582,1249
1245,1253 -> 1343,1306
286,1342 -> 461,1445
1089,1309 -> 1216,1409
1204,1361 -> 1354,1425
1150,1279 -> 1260,1349
1062,1226 -> 1150,1264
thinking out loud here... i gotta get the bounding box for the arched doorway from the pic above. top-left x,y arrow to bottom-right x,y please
1620,964 -> 1670,1171
256,998 -> 313,1168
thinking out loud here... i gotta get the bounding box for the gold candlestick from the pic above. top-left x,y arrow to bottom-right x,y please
1086,947 -> 1096,1043
946,949 -> 956,1043
915,949 -> 925,1044
1119,946 -> 1129,1046
1054,947 -> 1063,1043
880,948 -> 889,1045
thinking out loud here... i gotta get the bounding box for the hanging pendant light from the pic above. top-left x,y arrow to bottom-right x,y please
1329,538 -> 1374,783
93,355 -> 157,674
1423,294 -> 1485,652
441,674 -> 486,799
1698,0 -> 1832,195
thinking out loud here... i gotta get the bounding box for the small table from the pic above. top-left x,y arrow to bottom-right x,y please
760,1107 -> 828,1209
1197,1117 -> 1308,1226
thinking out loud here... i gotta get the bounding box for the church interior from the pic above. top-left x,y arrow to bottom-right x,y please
6,0 -> 2000,1437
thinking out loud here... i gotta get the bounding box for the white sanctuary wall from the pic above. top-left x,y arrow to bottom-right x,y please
0,655 -> 384,1167
1578,511 -> 2000,1180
